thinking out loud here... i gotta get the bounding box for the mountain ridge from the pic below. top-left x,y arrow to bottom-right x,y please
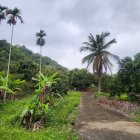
0,40 -> 67,72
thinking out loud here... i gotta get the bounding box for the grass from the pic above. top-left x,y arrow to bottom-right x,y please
115,94 -> 129,101
95,92 -> 110,98
95,92 -> 129,101
131,111 -> 140,123
0,91 -> 80,140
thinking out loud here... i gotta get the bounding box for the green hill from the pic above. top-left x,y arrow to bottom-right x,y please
0,40 -> 67,81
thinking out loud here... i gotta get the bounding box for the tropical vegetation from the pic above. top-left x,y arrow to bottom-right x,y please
0,3 -> 140,140
80,32 -> 119,93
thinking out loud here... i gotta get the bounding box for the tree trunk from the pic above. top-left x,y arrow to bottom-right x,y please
98,77 -> 101,94
39,86 -> 48,104
40,46 -> 42,73
4,25 -> 14,101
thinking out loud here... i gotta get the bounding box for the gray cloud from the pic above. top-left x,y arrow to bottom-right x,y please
0,0 -> 140,73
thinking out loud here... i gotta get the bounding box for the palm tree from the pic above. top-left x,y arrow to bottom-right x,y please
36,30 -> 46,73
4,7 -> 23,101
80,32 -> 119,93
0,5 -> 7,24
7,7 -> 23,44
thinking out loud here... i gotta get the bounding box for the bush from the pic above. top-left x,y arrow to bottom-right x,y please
69,69 -> 95,90
101,74 -> 114,92
51,71 -> 70,96
115,94 -> 129,101
108,76 -> 123,97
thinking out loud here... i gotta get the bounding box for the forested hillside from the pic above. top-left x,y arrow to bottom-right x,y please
0,40 -> 67,74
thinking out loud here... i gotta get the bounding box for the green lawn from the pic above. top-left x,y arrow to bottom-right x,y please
0,91 -> 80,140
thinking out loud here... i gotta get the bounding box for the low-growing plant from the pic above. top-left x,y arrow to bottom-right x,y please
95,92 -> 110,98
131,111 -> 140,123
115,94 -> 129,101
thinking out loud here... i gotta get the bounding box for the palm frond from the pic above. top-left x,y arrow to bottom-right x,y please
102,56 -> 113,74
0,5 -> 7,11
83,42 -> 93,47
0,5 -> 7,23
17,15 -> 23,23
102,39 -> 116,50
102,32 -> 110,38
102,51 -> 119,61
88,33 -> 96,43
82,53 -> 95,64
36,30 -> 46,38
36,38 -> 45,46
80,46 -> 94,52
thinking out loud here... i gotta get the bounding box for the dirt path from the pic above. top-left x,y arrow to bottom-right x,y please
74,92 -> 140,140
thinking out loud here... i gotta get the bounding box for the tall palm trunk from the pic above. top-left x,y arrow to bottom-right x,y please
4,24 -> 14,101
98,77 -> 101,93
40,46 -> 42,73
39,46 -> 42,90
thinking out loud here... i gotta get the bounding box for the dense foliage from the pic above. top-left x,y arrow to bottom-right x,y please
0,40 -> 67,74
101,53 -> 140,102
68,69 -> 95,90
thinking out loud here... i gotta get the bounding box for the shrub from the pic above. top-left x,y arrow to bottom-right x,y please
69,69 -> 95,90
101,74 -> 114,92
51,71 -> 70,96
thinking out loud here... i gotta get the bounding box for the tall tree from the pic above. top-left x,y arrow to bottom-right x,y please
4,7 -> 23,101
36,30 -> 46,73
0,5 -> 7,24
80,32 -> 119,93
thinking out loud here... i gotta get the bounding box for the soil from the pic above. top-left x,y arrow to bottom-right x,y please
74,92 -> 140,140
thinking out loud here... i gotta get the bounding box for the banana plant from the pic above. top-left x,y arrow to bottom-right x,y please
0,74 -> 25,100
20,72 -> 60,130
20,95 -> 49,130
10,79 -> 25,93
33,72 -> 59,103
32,72 -> 59,94
0,76 -> 14,94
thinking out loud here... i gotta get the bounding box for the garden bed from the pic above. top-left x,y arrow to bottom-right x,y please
96,95 -> 140,122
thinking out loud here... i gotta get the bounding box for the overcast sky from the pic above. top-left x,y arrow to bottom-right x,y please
0,0 -> 140,73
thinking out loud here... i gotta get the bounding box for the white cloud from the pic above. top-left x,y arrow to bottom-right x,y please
0,0 -> 140,73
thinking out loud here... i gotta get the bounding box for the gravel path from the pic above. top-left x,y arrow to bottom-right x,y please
74,92 -> 140,140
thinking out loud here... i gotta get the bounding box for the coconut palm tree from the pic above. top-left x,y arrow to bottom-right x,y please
80,32 -> 119,93
0,5 -> 7,24
4,7 -> 23,101
36,30 -> 46,73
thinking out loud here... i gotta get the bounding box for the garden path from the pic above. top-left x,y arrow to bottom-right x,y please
74,92 -> 140,140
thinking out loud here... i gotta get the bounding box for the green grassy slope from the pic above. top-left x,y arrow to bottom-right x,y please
0,91 -> 80,140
